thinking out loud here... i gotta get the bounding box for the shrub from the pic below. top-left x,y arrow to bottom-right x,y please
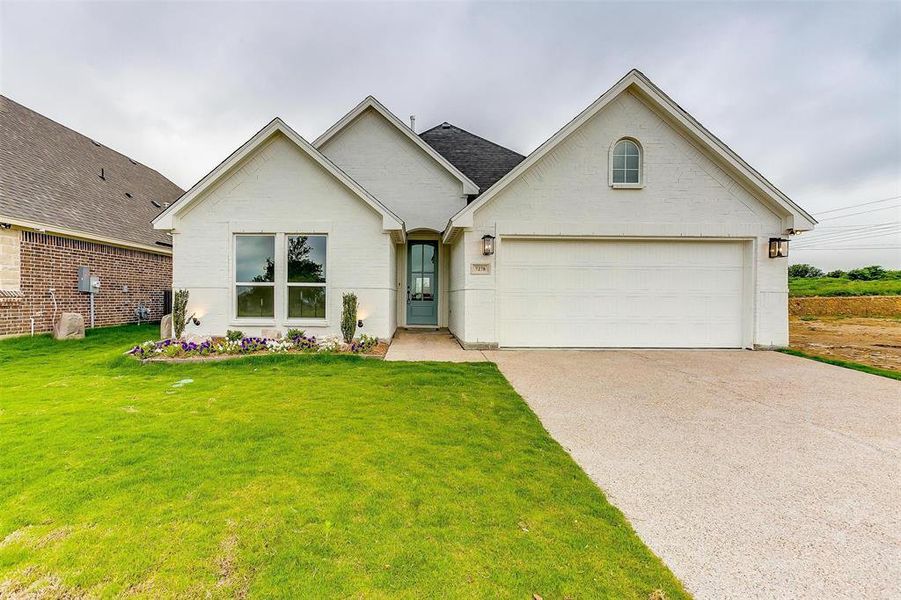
825,270 -> 846,278
788,264 -> 823,278
172,289 -> 190,338
225,329 -> 244,342
352,334 -> 379,353
285,328 -> 305,341
341,293 -> 358,343
847,265 -> 886,281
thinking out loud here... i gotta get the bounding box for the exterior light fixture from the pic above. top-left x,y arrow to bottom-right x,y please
768,238 -> 789,258
481,234 -> 496,256
357,319 -> 364,328
192,316 -> 201,326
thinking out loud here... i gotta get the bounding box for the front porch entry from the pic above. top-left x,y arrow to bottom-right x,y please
385,329 -> 486,362
406,240 -> 438,326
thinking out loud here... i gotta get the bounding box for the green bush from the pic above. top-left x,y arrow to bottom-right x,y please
825,270 -> 846,278
285,328 -> 305,340
788,264 -> 823,278
341,293 -> 358,343
847,265 -> 886,281
225,329 -> 244,342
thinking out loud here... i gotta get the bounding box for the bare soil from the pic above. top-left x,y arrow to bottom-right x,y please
789,316 -> 901,371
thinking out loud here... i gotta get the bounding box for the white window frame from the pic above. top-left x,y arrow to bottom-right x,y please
233,233 -> 277,325
284,233 -> 329,326
608,137 -> 644,189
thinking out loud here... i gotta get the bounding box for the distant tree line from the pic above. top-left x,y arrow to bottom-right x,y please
788,264 -> 897,281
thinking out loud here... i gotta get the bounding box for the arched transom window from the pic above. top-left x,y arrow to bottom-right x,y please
611,139 -> 641,185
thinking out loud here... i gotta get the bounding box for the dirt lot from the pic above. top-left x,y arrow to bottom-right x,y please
789,316 -> 901,371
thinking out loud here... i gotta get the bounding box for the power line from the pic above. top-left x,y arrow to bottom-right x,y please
793,223 -> 901,245
813,221 -> 901,229
816,204 -> 901,221
813,195 -> 901,215
793,246 -> 901,250
793,230 -> 901,248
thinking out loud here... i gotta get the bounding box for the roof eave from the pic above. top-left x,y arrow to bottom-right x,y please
152,118 -> 406,236
448,69 -> 816,234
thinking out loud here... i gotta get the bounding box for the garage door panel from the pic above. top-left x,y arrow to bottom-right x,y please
498,239 -> 746,348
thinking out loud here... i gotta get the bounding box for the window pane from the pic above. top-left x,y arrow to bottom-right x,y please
625,169 -> 639,184
287,235 -> 326,283
236,285 -> 274,318
613,154 -> 625,169
288,286 -> 326,319
411,244 -> 422,271
411,275 -> 434,301
612,169 -> 625,184
421,244 -> 435,273
236,236 -> 274,282
624,141 -> 639,157
626,154 -> 639,169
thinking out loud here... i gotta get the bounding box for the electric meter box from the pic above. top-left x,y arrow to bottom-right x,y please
77,266 -> 92,292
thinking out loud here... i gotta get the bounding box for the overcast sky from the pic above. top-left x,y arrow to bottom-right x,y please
1,0 -> 899,269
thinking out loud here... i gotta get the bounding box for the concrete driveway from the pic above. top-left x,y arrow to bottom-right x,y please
485,349 -> 901,599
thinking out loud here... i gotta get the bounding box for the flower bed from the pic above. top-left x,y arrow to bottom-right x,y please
128,331 -> 387,361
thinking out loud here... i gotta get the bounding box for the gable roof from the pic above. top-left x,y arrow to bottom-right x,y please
152,118 -> 405,241
313,96 -> 480,196
419,122 -> 525,193
444,69 -> 817,241
0,95 -> 183,253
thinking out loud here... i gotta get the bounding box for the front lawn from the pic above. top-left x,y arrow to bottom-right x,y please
0,325 -> 686,598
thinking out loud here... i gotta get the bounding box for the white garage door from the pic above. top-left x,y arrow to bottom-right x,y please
497,239 -> 747,348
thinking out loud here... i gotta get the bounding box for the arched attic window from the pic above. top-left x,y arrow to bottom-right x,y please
610,138 -> 642,187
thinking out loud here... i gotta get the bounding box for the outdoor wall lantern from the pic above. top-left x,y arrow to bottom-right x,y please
192,316 -> 201,326
481,234 -> 496,256
768,237 -> 789,258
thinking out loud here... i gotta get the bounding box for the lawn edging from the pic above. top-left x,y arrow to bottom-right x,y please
777,348 -> 901,381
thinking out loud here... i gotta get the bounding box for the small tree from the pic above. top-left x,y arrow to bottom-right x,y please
825,270 -> 846,279
173,289 -> 190,339
788,264 -> 823,279
341,292 -> 358,343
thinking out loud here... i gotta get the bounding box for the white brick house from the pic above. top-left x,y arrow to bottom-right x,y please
153,70 -> 816,348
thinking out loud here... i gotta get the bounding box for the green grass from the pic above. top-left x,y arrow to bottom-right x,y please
0,325 -> 686,599
778,348 -> 901,381
789,276 -> 901,297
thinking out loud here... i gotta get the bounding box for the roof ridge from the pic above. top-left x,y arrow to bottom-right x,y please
420,121 -> 525,158
0,94 -> 182,191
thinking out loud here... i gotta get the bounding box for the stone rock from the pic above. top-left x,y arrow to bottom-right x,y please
53,313 -> 85,340
160,314 -> 173,339
261,328 -> 282,339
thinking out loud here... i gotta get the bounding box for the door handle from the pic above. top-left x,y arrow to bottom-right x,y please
406,287 -> 411,304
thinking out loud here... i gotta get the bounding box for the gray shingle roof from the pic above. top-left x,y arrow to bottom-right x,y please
0,95 -> 183,249
419,122 -> 525,194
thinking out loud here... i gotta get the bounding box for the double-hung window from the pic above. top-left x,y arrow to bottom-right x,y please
286,234 -> 327,319
235,235 -> 275,318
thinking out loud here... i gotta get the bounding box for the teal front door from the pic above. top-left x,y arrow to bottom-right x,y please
407,241 -> 438,325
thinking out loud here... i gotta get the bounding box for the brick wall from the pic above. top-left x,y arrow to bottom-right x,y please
0,229 -> 172,336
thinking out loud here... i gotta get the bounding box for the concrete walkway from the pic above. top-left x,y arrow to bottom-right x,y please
384,329 -> 486,362
485,349 -> 901,599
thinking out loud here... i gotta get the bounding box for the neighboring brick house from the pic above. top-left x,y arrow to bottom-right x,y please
0,95 -> 183,337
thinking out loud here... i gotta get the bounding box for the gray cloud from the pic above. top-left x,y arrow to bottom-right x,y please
2,0 -> 899,268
